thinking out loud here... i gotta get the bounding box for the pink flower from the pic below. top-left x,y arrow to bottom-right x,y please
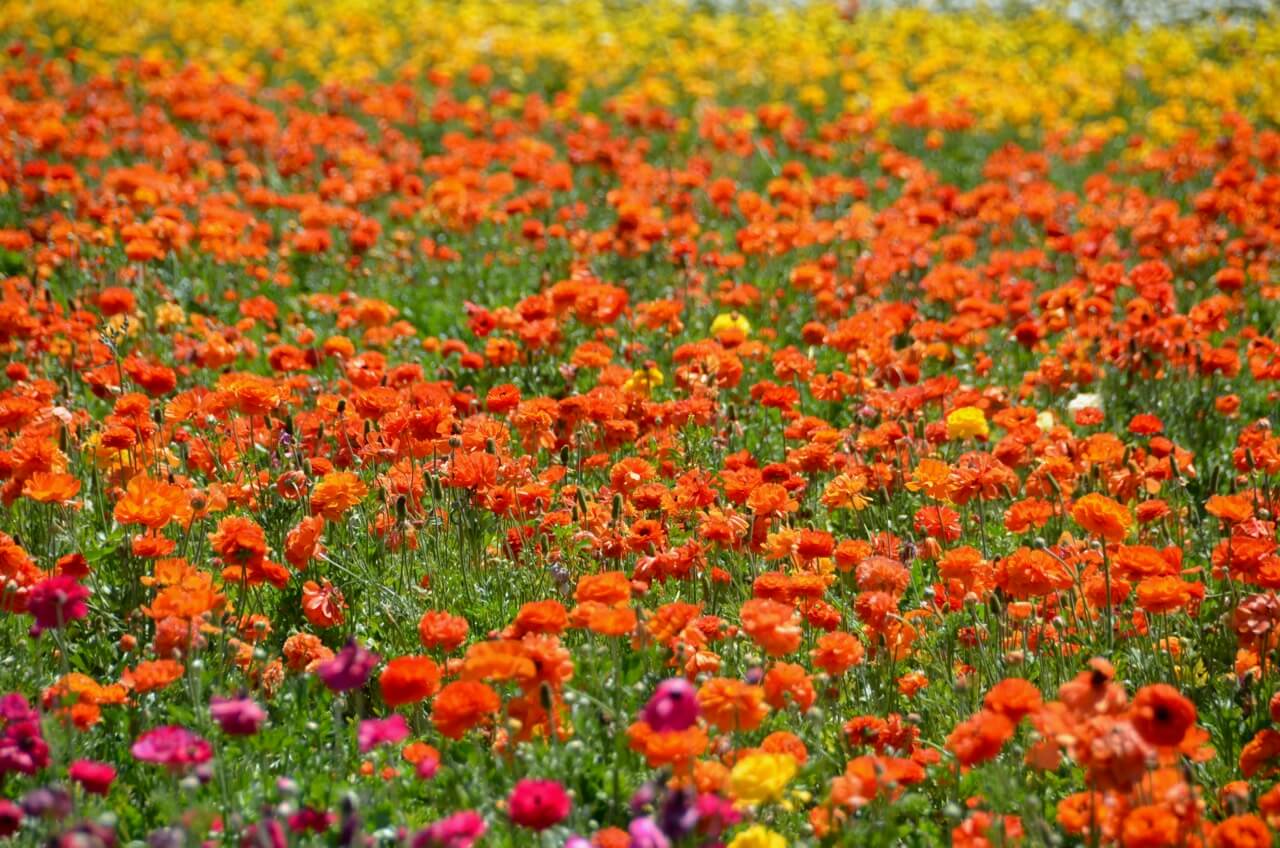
68,759 -> 116,795
210,695 -> 266,736
411,810 -> 487,848
26,575 -> 89,636
415,755 -> 440,780
357,714 -> 409,753
508,779 -> 571,831
639,678 -> 700,732
130,726 -> 212,771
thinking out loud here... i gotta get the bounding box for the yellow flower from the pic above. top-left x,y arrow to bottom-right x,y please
710,311 -> 751,337
729,752 -> 796,805
727,825 -> 787,848
946,406 -> 989,441
622,366 -> 664,398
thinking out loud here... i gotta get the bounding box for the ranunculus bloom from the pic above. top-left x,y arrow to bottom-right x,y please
412,810 -> 488,848
358,714 -> 410,753
0,799 -> 20,837
69,759 -> 117,795
508,779 -> 571,831
130,726 -> 212,771
640,678 -> 700,732
210,695 -> 267,736
26,575 -> 90,636
316,639 -> 379,693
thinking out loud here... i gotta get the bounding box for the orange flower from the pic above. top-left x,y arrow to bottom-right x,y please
284,516 -> 325,569
1121,805 -> 1180,848
379,656 -> 442,707
113,476 -> 191,530
22,471 -> 81,504
746,483 -> 799,518
431,680 -> 500,739
946,710 -> 1014,767
311,471 -> 369,521
1130,684 -> 1196,748
461,641 -> 536,686
301,579 -> 346,628
626,720 -> 709,769
811,631 -> 865,675
121,659 -> 185,693
209,515 -> 268,567
574,571 -> 631,607
1205,494 -> 1253,524
510,600 -> 568,637
983,678 -> 1043,723
418,610 -> 470,652
739,598 -> 803,656
1210,815 -> 1271,848
697,677 -> 769,732
1071,493 -> 1133,543
763,663 -> 816,712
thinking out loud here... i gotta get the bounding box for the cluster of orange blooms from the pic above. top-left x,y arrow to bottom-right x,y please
1,38 -> 1280,847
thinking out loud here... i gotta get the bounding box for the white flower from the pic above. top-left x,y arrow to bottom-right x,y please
1067,393 -> 1103,415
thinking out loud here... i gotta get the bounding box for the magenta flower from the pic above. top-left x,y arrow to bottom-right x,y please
210,695 -> 267,736
415,754 -> 440,780
316,639 -> 379,693
508,779 -> 571,831
69,759 -> 117,795
639,678 -> 699,732
130,726 -> 213,771
0,695 -> 48,777
411,810 -> 487,848
357,714 -> 409,753
0,799 -> 20,837
26,575 -> 90,636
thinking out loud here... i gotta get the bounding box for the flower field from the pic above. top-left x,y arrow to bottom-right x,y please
3,0 -> 1280,845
